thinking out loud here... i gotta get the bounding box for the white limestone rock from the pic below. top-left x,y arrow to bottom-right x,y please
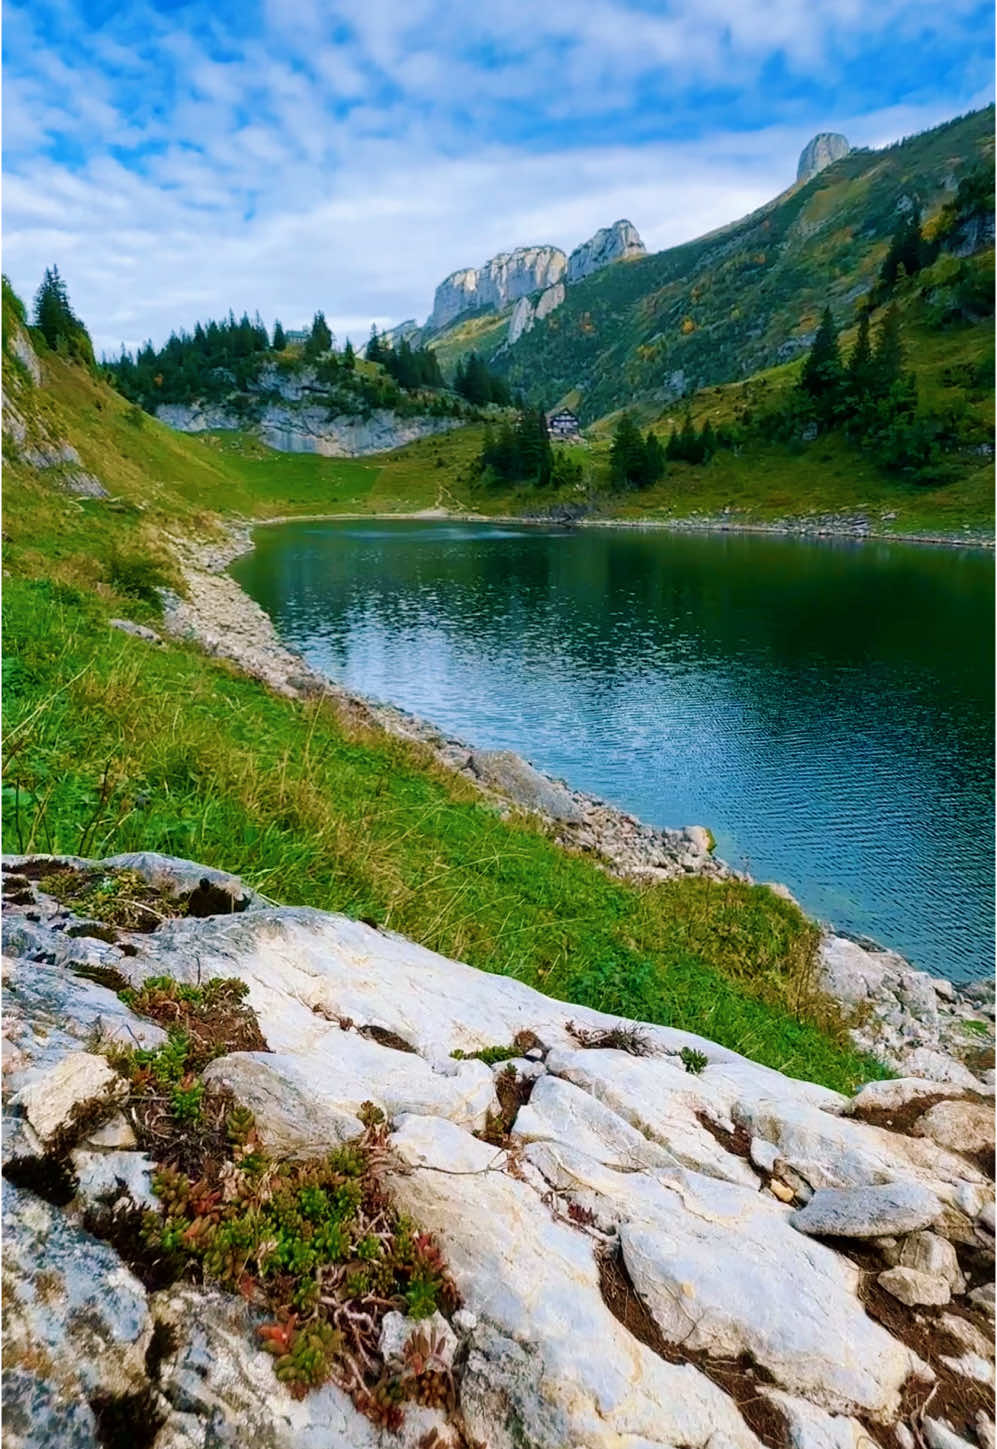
387,1115 -> 762,1449
507,281 -> 566,343
378,1309 -> 458,1370
789,1183 -> 943,1238
733,1093 -> 984,1195
545,1045 -> 759,1185
567,219 -> 646,282
468,748 -> 585,823
923,1419 -> 976,1449
898,1230 -> 966,1291
845,1078 -> 965,1117
203,1040 -> 497,1141
13,1051 -> 124,1148
526,1139 -> 920,1418
797,133 -> 851,184
764,1389 -> 871,1449
150,1285 -> 383,1449
902,1048 -> 982,1089
428,245 -> 567,331
877,1266 -> 951,1307
110,618 -> 165,646
3,1184 -> 153,1437
84,1113 -> 138,1150
70,1148 -> 160,1212
914,1099 -> 994,1154
156,401 -> 460,457
512,1073 -> 684,1173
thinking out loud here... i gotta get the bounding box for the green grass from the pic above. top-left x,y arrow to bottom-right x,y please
2,574 -> 883,1094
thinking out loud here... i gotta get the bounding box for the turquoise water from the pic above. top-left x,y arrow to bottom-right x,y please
232,520 -> 995,981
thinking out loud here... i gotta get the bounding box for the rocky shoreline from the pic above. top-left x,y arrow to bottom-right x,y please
154,517 -> 994,1089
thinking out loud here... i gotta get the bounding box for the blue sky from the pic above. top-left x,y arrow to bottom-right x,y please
3,0 -> 993,354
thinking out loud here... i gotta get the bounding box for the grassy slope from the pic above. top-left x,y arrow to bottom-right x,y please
498,107 -> 995,420
3,326 -> 884,1093
580,263 -> 996,535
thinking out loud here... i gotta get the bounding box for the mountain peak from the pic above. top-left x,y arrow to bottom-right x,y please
797,132 -> 851,184
567,219 -> 646,283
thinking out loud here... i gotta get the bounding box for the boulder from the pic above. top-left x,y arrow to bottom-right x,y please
734,1094 -> 983,1194
13,1051 -> 124,1148
149,1285 -> 383,1449
69,1148 -> 160,1212
897,1231 -> 965,1292
3,1184 -> 152,1438
789,1183 -> 942,1238
110,619 -> 165,646
877,1266 -> 951,1307
845,1078 -> 964,1117
914,1099 -> 993,1155
764,1389 -> 871,1449
467,749 -> 585,823
923,1419 -> 976,1449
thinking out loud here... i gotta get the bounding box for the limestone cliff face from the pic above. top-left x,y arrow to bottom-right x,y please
155,361 -> 462,456
507,281 -> 566,344
428,245 -> 567,331
424,222 -> 646,343
797,133 -> 851,184
156,399 -> 459,457
567,219 -> 646,282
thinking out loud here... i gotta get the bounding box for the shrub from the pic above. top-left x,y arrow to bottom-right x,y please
108,547 -> 172,606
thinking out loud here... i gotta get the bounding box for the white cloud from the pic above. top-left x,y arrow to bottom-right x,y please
3,0 -> 991,354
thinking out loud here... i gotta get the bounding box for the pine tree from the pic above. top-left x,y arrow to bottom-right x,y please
872,304 -> 904,394
800,307 -> 843,403
32,264 -> 94,366
643,430 -> 666,485
306,311 -> 332,357
678,410 -> 701,462
367,326 -> 383,364
609,412 -> 648,486
272,320 -> 287,352
699,420 -> 717,461
845,312 -> 873,399
343,338 -> 355,370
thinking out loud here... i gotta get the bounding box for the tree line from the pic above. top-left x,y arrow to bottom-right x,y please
762,299 -> 972,480
366,329 -> 443,389
453,351 -> 512,406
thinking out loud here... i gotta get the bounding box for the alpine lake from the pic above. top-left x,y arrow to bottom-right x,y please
231,519 -> 995,983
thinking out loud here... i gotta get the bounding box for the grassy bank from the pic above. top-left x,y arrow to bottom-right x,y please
3,575 -> 881,1093
3,332 -> 889,1092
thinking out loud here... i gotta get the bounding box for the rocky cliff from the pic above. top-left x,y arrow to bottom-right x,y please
428,246 -> 567,331
155,361 -> 463,456
156,400 -> 458,457
3,850 -> 994,1449
567,219 -> 646,282
797,132 -> 851,184
425,220 -> 647,342
507,281 -> 567,344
